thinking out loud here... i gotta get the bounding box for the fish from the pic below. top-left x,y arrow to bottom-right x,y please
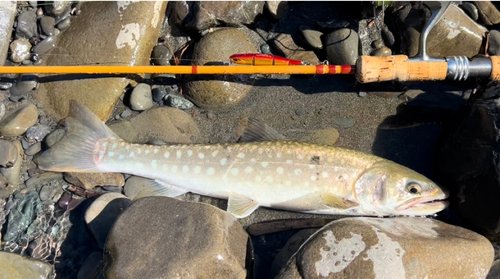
37,101 -> 449,218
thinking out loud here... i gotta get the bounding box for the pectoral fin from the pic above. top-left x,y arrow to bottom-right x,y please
238,118 -> 286,142
227,192 -> 259,218
322,193 -> 359,209
133,179 -> 188,200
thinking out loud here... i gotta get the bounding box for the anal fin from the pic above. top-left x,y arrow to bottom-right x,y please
227,192 -> 259,218
134,179 -> 188,200
322,193 -> 359,209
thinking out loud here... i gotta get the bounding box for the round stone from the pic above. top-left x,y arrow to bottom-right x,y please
129,83 -> 153,111
32,35 -> 57,55
9,79 -> 37,96
0,104 -> 39,137
0,139 -> 18,167
9,39 -> 32,63
371,46 -> 392,57
325,28 -> 359,65
299,26 -> 323,49
151,45 -> 171,66
40,16 -> 56,36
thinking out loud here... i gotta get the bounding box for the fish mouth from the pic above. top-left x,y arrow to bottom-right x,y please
395,196 -> 449,213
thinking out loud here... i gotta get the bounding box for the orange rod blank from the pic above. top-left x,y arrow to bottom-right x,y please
0,65 -> 355,75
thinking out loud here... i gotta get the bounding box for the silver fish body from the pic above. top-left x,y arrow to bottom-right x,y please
38,101 -> 448,218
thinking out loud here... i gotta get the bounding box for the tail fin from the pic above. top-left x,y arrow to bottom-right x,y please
37,100 -> 119,172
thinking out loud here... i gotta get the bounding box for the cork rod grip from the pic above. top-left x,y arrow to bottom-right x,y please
490,56 -> 500,80
356,55 -> 448,83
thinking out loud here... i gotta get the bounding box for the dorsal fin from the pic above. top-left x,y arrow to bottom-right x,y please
238,118 -> 286,142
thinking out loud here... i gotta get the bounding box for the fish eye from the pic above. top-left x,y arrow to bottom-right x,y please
406,183 -> 422,194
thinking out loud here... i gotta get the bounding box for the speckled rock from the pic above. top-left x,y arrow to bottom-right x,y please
34,1 -> 167,122
0,2 -> 16,65
16,9 -> 37,39
271,33 -> 320,64
277,217 -> 493,279
0,141 -> 23,189
9,38 -> 32,63
104,196 -> 249,279
305,129 -> 339,146
0,104 -> 39,137
64,172 -> 125,190
184,28 -> 257,110
85,193 -> 131,249
110,103 -> 200,144
325,28 -> 359,65
0,251 -> 53,278
129,83 -> 153,111
0,139 -> 18,167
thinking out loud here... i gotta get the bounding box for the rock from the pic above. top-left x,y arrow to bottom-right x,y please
166,94 -> 194,110
16,9 -> 37,39
0,103 -> 5,121
0,141 -> 23,191
43,128 -> 65,147
0,1 -> 16,65
265,1 -> 288,20
184,28 -> 257,110
246,218 -> 332,236
152,87 -> 166,102
305,129 -> 339,146
151,44 -> 171,66
123,176 -> 154,199
34,1 -> 167,122
489,30 -> 500,55
3,191 -> 42,242
109,106 -> 200,144
85,193 -> 131,249
180,1 -> 264,32
56,17 -> 70,30
44,1 -> 71,16
129,83 -> 153,111
0,139 -> 18,167
104,196 -> 249,279
299,26 -> 323,49
334,117 -> 355,128
260,43 -> 271,54
40,16 -> 56,36
476,1 -> 500,25
25,142 -> 41,156
460,2 -> 479,21
64,172 -> 125,190
0,104 -> 39,137
77,251 -> 103,279
271,229 -> 318,278
10,79 -> 38,96
488,260 -> 500,279
277,217 -> 493,279
325,28 -> 359,65
270,33 -> 320,65
9,38 -> 32,63
32,35 -> 58,55
0,251 -> 53,278
25,172 -> 63,189
25,124 -> 51,142
372,46 -> 392,57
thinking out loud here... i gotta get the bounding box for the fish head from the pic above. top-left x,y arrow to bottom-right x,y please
354,161 -> 449,216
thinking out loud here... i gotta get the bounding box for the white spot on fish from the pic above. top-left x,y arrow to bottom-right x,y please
207,167 -> 215,175
268,154 -> 273,159
137,149 -> 142,155
286,159 -> 293,164
258,148 -> 264,154
145,149 -> 150,155
164,151 -> 170,158
130,151 -> 135,157
151,160 -> 157,169
162,164 -> 168,171
261,162 -> 269,168
171,165 -> 178,172
311,175 -> 317,181
198,153 -> 205,159
187,150 -> 193,157
194,166 -> 201,174
176,150 -> 182,158
230,168 -> 239,176
154,148 -> 159,154
276,152 -> 282,158
120,142 -> 125,147
245,166 -> 253,173
125,145 -> 130,150
294,169 -> 302,175
212,150 -> 219,157
221,158 -> 227,166
182,165 -> 189,173
237,153 -> 245,159
298,154 -> 304,160
118,154 -> 124,160
116,23 -> 141,50
112,143 -> 118,149
334,166 -> 339,172
250,158 -> 256,163
108,152 -> 114,157
276,167 -> 284,174
287,150 -> 293,155
322,171 -> 329,178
